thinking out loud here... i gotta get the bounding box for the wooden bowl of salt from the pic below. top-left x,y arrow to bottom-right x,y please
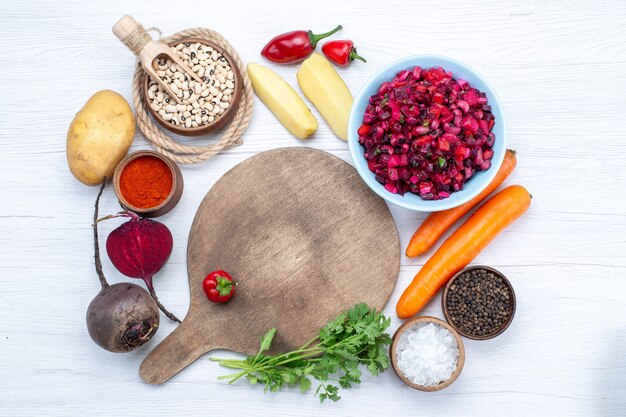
390,316 -> 465,392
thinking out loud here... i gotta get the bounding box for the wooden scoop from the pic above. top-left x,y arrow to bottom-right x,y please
113,15 -> 202,104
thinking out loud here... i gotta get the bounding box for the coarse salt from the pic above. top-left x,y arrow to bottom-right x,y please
396,322 -> 459,387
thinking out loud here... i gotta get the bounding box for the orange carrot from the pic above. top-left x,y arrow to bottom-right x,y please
406,149 -> 518,258
396,185 -> 531,319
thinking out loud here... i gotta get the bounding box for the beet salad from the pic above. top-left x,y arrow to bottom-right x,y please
357,66 -> 495,200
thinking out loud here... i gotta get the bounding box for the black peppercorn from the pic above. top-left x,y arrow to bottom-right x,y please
445,268 -> 513,337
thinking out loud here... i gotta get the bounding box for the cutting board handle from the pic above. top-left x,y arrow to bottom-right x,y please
139,315 -> 216,384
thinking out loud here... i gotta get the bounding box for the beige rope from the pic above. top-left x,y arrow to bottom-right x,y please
131,27 -> 253,164
121,24 -> 153,56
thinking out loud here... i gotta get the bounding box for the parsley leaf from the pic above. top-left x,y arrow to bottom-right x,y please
211,304 -> 392,402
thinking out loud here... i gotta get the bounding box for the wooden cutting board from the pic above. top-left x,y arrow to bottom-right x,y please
140,147 -> 400,384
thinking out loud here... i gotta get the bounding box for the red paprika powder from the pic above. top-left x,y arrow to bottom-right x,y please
119,156 -> 173,209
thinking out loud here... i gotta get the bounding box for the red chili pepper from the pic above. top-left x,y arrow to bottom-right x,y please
261,25 -> 342,64
321,40 -> 366,67
203,270 -> 236,303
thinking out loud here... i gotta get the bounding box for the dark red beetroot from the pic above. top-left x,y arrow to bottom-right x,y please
103,212 -> 180,323
86,183 -> 159,353
87,283 -> 159,352
358,66 -> 496,200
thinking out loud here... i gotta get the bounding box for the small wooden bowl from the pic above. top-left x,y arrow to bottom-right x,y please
113,150 -> 183,218
390,316 -> 465,392
143,37 -> 243,136
442,265 -> 517,340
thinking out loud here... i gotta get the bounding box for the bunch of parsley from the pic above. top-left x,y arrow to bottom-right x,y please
210,303 -> 392,402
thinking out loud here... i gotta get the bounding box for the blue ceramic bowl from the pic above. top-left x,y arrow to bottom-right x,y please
348,55 -> 507,212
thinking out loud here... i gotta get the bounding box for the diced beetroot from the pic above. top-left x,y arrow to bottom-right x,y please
440,107 -> 454,123
440,133 -> 459,144
388,154 -> 408,168
463,90 -> 479,105
474,148 -> 484,165
357,123 -> 371,136
461,116 -> 479,133
455,145 -> 470,159
414,135 -> 433,146
478,119 -> 489,134
384,182 -> 398,194
438,136 -> 450,151
430,104 -> 443,118
358,65 -> 496,201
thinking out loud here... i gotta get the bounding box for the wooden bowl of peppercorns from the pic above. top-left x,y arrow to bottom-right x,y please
442,265 -> 516,340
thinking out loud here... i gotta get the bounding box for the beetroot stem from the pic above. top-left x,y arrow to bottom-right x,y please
147,285 -> 181,323
93,180 -> 109,289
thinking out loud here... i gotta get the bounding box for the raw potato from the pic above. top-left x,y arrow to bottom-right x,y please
247,63 -> 317,139
67,90 -> 135,186
297,53 -> 353,140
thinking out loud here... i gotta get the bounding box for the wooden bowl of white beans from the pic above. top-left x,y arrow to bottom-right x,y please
144,38 -> 242,136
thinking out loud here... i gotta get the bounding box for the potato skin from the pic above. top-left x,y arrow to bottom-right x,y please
67,90 -> 135,186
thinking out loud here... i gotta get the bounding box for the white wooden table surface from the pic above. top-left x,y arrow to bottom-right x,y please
1,0 -> 625,415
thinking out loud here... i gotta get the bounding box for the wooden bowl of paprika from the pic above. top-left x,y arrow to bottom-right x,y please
113,150 -> 183,218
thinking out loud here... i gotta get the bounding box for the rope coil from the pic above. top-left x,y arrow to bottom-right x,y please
131,27 -> 253,164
